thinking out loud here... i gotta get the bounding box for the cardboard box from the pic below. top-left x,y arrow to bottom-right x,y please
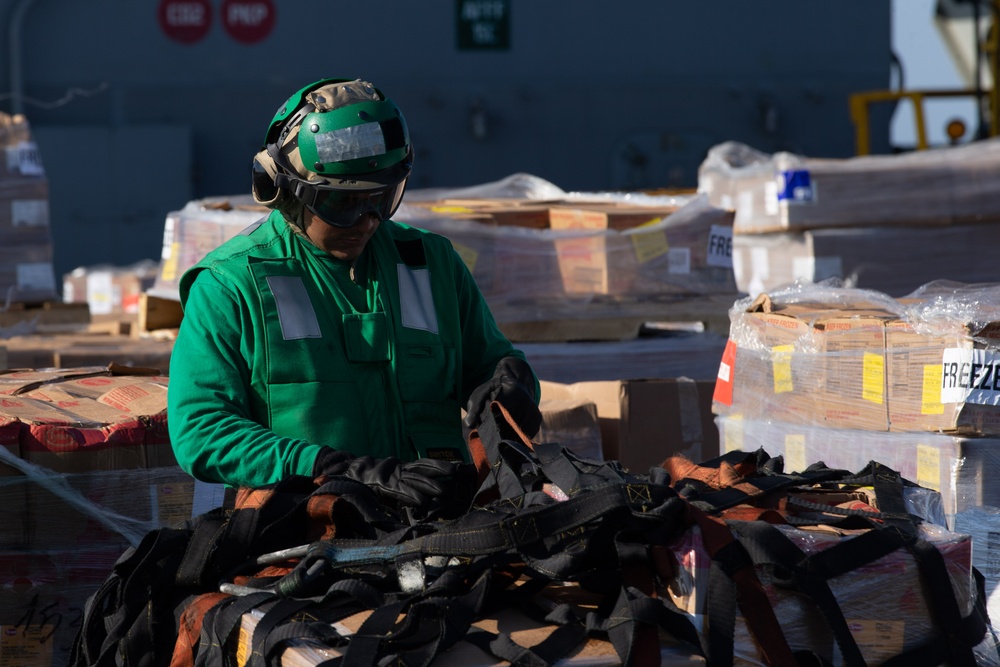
714,288 -> 1000,435
665,518 -> 974,664
547,204 -> 710,296
715,293 -> 898,430
153,197 -> 265,298
236,581 -> 706,667
715,413 -> 1000,524
540,378 -> 719,473
700,138 -> 1000,235
731,222 -> 1000,300
0,547 -> 123,667
25,466 -> 200,551
62,260 -> 159,316
537,397 -> 602,461
0,365 -> 215,550
0,113 -> 57,304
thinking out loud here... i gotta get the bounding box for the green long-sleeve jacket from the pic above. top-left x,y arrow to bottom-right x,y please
167,211 -> 533,488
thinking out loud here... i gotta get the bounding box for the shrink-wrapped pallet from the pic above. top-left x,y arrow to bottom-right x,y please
699,138 -> 1000,234
0,113 -> 56,303
712,280 -> 1000,435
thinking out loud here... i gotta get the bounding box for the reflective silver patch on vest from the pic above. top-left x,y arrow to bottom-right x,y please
397,265 -> 438,334
315,123 -> 385,163
266,276 -> 322,340
239,218 -> 266,236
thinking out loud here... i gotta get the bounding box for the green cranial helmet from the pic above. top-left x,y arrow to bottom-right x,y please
252,78 -> 413,228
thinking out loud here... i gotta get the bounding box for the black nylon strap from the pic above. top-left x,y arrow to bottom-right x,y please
246,598 -> 338,667
730,520 -> 867,667
341,600 -> 407,667
195,592 -> 276,667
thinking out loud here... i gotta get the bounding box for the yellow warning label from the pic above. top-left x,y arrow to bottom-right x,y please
431,205 -> 474,214
772,345 -> 794,394
236,626 -> 250,667
785,434 -> 806,473
631,229 -> 669,265
845,619 -> 905,663
862,352 -> 884,404
723,416 -> 744,453
916,444 -> 941,491
160,242 -> 181,281
921,365 -> 945,415
0,625 -> 54,667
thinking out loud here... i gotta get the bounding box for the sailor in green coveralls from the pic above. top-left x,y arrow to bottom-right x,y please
167,78 -> 541,512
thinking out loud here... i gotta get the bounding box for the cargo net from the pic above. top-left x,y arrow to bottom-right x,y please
71,403 -> 1000,667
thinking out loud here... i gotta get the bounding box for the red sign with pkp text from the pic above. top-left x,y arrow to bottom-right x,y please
158,0 -> 212,44
222,0 -> 275,44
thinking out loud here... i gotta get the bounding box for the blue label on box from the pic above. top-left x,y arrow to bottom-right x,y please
776,169 -> 814,203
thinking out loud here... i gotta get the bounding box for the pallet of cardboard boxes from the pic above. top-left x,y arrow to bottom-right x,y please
0,112 -> 57,306
149,174 -> 740,342
0,364 -> 224,667
699,138 -> 1000,297
712,279 -> 1000,631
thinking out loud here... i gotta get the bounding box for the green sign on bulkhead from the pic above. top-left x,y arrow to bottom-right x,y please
457,0 -> 510,50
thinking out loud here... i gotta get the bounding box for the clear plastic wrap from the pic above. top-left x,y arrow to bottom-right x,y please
665,521 -> 983,666
396,190 -> 738,311
0,366 -> 226,666
0,112 -> 56,304
699,137 -> 1000,234
955,506 -> 1000,638
149,194 -> 267,300
150,179 -> 739,335
714,279 -> 1000,435
730,223 -> 1000,299
713,413 -> 996,525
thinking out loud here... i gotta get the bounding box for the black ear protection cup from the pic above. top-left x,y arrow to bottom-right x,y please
251,79 -> 337,209
251,147 -> 285,208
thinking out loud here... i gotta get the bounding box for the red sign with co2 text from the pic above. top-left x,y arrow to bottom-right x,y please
158,0 -> 212,44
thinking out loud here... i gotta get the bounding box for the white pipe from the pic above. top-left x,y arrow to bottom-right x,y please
9,0 -> 38,115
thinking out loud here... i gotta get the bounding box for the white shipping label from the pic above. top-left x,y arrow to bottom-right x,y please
6,141 -> 45,176
792,257 -> 816,281
706,225 -> 733,268
940,347 -> 1000,405
86,271 -> 115,315
734,191 -> 755,226
17,262 -> 55,291
11,200 -> 49,226
161,217 -> 176,259
667,247 -> 691,274
763,181 -> 779,216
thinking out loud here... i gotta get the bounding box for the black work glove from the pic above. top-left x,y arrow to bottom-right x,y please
312,449 -> 467,510
463,356 -> 542,437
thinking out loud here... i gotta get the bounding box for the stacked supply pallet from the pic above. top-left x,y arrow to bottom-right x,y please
700,138 -> 1000,298
0,112 -> 57,304
149,175 -> 740,343
397,173 -> 740,340
0,365 -> 224,666
712,279 -> 1000,624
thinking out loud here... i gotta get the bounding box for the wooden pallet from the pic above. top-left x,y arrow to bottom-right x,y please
0,332 -> 175,373
492,293 -> 739,342
0,300 -> 90,332
136,293 -> 184,339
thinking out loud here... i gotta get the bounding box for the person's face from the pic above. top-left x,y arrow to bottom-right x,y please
303,210 -> 380,262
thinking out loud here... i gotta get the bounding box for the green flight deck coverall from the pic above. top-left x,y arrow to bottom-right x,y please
167,210 -> 533,489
